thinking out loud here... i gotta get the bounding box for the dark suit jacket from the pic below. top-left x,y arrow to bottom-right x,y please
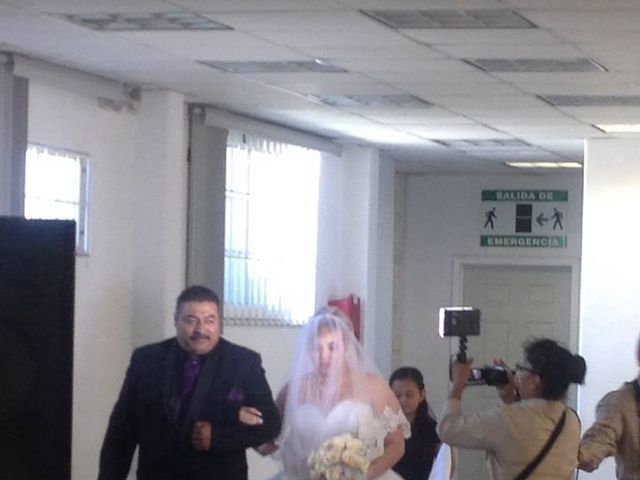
98,337 -> 281,480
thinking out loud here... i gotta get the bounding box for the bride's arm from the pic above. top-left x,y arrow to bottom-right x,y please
366,375 -> 407,480
367,427 -> 404,480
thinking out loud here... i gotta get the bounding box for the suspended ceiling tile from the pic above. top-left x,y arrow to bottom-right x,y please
170,0 -> 343,12
496,124 -> 605,139
497,75 -> 640,96
427,93 -> 547,109
0,3 -> 24,13
330,53 -> 453,74
243,74 -> 393,96
338,0 -> 504,8
209,9 -> 384,33
301,44 -> 444,61
360,111 -> 477,125
473,112 -> 584,125
402,80 -> 521,96
112,30 -> 299,61
523,10 -> 640,30
251,28 -> 413,48
402,124 -> 508,139
509,0 -> 640,9
401,28 -> 560,45
558,107 -> 640,124
551,28 -> 640,44
436,43 -> 584,59
3,0 -> 175,14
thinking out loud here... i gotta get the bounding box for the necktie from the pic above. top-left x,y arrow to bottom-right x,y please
179,357 -> 203,418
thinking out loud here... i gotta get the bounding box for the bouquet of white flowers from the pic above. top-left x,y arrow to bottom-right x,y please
308,433 -> 370,480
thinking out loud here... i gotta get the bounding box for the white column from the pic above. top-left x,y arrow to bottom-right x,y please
0,52 -> 27,216
340,146 -> 395,376
580,138 -> 640,479
132,90 -> 188,344
186,109 -> 227,302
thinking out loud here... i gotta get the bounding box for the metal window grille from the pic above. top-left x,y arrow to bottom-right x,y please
224,137 -> 320,325
24,144 -> 89,255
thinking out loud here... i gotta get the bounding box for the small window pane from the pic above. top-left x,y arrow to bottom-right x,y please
224,140 -> 320,325
24,144 -> 89,255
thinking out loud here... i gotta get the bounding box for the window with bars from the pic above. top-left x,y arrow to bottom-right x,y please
224,135 -> 321,325
24,144 -> 89,254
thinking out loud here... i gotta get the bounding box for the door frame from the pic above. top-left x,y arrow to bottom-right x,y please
452,255 -> 580,368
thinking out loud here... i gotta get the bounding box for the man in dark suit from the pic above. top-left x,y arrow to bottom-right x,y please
98,285 -> 281,480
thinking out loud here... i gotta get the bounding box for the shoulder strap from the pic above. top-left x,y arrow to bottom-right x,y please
513,409 -> 567,480
631,380 -> 640,418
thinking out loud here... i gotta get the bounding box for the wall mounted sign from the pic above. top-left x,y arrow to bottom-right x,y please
481,189 -> 568,248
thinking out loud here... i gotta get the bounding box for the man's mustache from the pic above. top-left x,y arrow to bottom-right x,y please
190,332 -> 210,340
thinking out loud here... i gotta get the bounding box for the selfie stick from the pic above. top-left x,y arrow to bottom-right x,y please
457,336 -> 468,363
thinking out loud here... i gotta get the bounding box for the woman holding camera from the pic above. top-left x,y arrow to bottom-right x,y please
437,338 -> 586,480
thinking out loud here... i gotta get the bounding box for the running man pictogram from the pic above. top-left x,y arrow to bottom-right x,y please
552,208 -> 564,230
484,207 -> 497,229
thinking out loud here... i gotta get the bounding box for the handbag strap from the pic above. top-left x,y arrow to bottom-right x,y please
513,409 -> 567,480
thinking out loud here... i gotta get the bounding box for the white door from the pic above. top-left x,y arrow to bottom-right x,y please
454,264 -> 572,480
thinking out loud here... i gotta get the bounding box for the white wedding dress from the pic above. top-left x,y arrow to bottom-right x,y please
276,400 -> 410,480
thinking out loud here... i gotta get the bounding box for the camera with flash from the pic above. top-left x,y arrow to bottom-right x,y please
439,307 -> 509,387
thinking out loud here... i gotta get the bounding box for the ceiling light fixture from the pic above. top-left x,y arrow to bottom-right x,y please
540,95 -> 640,107
315,94 -> 432,108
362,9 -> 536,29
467,58 -> 606,73
506,162 -> 582,169
200,60 -> 346,74
438,138 -> 532,149
594,123 -> 640,133
60,12 -> 232,31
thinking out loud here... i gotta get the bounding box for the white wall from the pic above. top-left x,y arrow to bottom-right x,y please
28,79 -> 139,480
223,325 -> 299,478
26,70 -> 396,480
395,172 -> 583,414
28,76 -> 190,479
579,139 -> 640,480
132,90 -> 188,343
224,145 -> 397,480
340,147 -> 396,375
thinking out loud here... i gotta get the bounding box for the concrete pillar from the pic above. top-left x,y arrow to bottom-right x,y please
580,138 -> 640,480
341,146 -> 395,376
131,89 -> 188,344
186,108 -> 227,305
0,52 -> 27,216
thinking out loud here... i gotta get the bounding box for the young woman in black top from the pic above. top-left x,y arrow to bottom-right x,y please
390,367 -> 441,480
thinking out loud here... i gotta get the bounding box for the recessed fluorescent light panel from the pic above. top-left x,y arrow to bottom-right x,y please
467,58 -> 606,73
506,162 -> 582,169
61,12 -> 231,31
362,9 -> 536,29
540,95 -> 640,107
438,139 -> 532,149
594,124 -> 640,133
316,94 -> 432,108
200,60 -> 346,74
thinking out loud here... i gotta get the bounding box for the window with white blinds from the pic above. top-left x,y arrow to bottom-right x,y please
224,134 -> 321,325
24,144 -> 89,254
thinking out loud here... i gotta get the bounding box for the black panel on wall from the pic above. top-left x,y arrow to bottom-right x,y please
0,217 -> 75,480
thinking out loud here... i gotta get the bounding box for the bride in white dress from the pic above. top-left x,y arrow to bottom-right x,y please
272,307 -> 410,480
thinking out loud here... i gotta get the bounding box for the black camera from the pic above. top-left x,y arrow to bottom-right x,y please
438,307 -> 480,338
439,307 -> 480,362
439,307 -> 509,387
468,366 -> 510,386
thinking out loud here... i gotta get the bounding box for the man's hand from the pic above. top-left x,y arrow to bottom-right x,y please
449,358 -> 473,399
493,359 -> 517,404
238,406 -> 264,426
192,421 -> 212,451
254,441 -> 279,456
578,459 -> 598,473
